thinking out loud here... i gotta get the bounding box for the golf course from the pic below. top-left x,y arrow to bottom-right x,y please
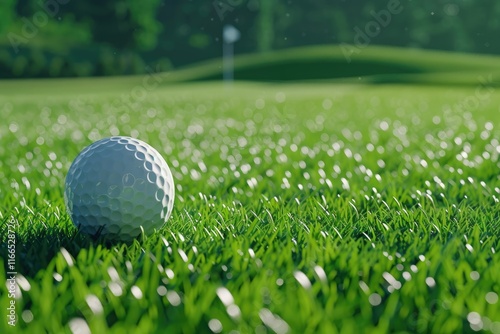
1,45 -> 500,333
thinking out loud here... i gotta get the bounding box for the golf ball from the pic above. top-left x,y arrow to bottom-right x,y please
64,136 -> 175,240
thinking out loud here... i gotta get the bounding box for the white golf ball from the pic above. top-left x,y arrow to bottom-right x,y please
64,136 -> 175,240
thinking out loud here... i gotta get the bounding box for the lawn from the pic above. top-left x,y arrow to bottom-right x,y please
1,77 -> 500,333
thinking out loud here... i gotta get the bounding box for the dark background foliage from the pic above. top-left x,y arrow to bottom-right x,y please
1,0 -> 498,78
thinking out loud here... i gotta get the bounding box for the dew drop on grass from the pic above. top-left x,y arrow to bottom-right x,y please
178,249 -> 188,262
85,294 -> 103,314
470,271 -> 480,281
216,287 -> 234,307
359,281 -> 369,293
314,265 -> 327,283
382,272 -> 401,290
16,275 -> 31,291
467,312 -> 482,326
157,286 -> 167,296
131,286 -> 143,299
293,271 -> 311,289
60,248 -> 74,267
227,304 -> 241,319
485,292 -> 498,304
22,310 -> 33,323
107,267 -> 120,281
108,282 -> 123,297
369,293 -> 382,306
165,269 -> 174,279
69,318 -> 91,334
208,319 -> 223,333
425,277 -> 436,288
167,291 -> 181,306
259,308 -> 289,334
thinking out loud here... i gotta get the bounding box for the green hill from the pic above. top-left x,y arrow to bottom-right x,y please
167,45 -> 500,85
1,45 -> 499,95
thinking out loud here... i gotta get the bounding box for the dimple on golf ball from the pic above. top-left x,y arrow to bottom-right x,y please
64,136 -> 175,240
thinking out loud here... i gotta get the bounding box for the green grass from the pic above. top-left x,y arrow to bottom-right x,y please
1,78 -> 500,333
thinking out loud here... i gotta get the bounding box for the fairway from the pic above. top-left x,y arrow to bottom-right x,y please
1,80 -> 500,333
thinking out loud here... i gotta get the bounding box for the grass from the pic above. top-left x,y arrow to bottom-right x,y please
1,76 -> 500,333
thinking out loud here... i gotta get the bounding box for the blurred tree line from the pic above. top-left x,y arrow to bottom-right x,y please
0,0 -> 499,78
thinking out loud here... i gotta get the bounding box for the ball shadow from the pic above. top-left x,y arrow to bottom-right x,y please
2,225 -> 137,278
